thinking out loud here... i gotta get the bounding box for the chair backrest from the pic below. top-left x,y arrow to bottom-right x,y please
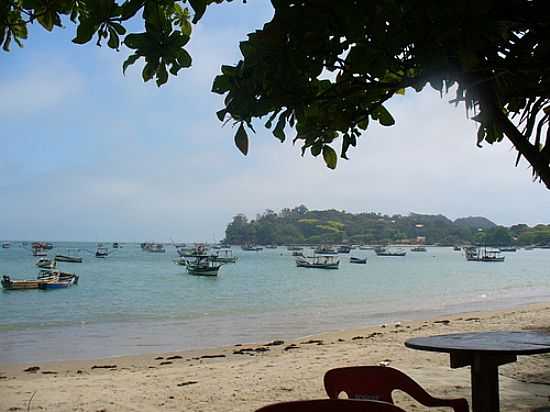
255,399 -> 407,412
324,366 -> 468,412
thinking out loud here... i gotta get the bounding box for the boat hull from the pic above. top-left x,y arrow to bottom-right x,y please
55,255 -> 83,263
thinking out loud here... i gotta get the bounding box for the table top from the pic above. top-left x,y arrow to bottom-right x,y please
405,331 -> 550,355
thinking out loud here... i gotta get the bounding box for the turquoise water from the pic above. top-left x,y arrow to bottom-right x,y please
1,243 -> 549,363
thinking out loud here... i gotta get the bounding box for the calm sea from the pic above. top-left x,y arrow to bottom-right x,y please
1,243 -> 549,363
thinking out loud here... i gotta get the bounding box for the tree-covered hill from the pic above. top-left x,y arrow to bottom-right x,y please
223,206 -> 550,247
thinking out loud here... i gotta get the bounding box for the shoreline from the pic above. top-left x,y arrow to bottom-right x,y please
2,302 -> 550,411
3,288 -> 550,365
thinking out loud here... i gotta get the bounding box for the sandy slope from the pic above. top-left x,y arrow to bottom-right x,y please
1,304 -> 550,412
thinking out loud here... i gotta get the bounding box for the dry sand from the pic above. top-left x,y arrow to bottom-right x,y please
1,303 -> 550,412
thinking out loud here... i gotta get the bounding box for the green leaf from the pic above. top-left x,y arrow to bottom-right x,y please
189,0 -> 206,23
156,63 -> 168,86
73,20 -> 98,44
212,75 -> 231,94
123,33 -> 148,49
122,54 -> 139,74
311,144 -> 322,157
142,60 -> 158,82
107,27 -> 120,49
372,106 -> 395,126
216,109 -> 227,122
111,23 -> 127,36
273,113 -> 286,142
234,123 -> 249,155
120,0 -> 145,20
322,145 -> 337,169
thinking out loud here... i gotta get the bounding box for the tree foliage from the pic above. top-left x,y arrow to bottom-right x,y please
3,0 -> 550,187
224,206 -> 550,247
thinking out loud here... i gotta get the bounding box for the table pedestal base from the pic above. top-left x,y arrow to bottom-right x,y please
450,352 -> 517,412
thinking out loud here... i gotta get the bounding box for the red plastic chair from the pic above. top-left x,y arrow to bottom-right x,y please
256,399 -> 407,412
324,366 -> 468,412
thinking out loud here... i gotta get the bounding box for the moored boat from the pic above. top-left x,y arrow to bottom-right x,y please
36,257 -> 56,269
375,247 -> 407,256
241,244 -> 263,251
350,256 -> 367,264
296,255 -> 340,269
337,245 -> 352,254
182,255 -> 223,276
95,247 -> 109,258
411,246 -> 427,252
314,245 -> 338,255
464,247 -> 505,262
212,249 -> 238,263
54,255 -> 83,263
2,270 -> 78,290
498,246 -> 517,252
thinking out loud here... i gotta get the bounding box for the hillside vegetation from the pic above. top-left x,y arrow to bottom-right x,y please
224,206 -> 550,247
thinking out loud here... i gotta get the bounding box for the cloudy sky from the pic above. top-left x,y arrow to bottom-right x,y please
1,2 -> 548,242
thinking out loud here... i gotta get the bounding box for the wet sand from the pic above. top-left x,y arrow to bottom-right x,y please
1,303 -> 550,411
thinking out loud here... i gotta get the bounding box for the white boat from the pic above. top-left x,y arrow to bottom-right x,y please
212,249 -> 238,263
464,247 -> 505,262
375,247 -> 406,256
95,247 -> 109,258
296,255 -> 340,269
36,257 -> 56,269
180,255 -> 223,276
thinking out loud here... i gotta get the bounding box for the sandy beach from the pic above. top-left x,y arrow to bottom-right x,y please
1,303 -> 549,412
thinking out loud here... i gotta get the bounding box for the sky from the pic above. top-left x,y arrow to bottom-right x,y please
1,2 -> 549,242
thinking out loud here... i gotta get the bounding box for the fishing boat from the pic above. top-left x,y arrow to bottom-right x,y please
265,245 -> 278,249
38,274 -> 79,289
32,247 -> 47,257
112,242 -> 120,248
2,270 -> 78,290
178,244 -> 208,257
54,255 -> 83,263
287,246 -> 303,251
212,249 -> 238,263
498,246 -> 517,252
1,242 -> 10,249
411,246 -> 427,252
241,244 -> 263,251
95,247 -> 109,258
36,257 -> 56,269
374,247 -> 407,256
464,247 -> 505,262
32,242 -> 53,250
350,256 -> 367,264
359,245 -> 374,250
337,245 -> 352,254
143,243 -> 165,253
453,246 -> 462,251
314,245 -> 338,255
292,251 -> 304,257
183,255 -> 223,276
296,255 -> 340,269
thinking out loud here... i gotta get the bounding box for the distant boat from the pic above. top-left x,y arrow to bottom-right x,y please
32,242 -> 53,250
112,242 -> 120,248
1,242 -> 10,249
292,251 -> 304,257
464,247 -> 505,262
178,244 -> 208,257
375,247 -> 406,257
453,246 -> 462,251
411,246 -> 427,252
32,247 -> 47,257
337,245 -> 352,254
182,255 -> 223,276
287,246 -> 303,251
314,245 -> 338,255
296,255 -> 340,269
498,247 -> 517,252
265,245 -> 278,249
143,243 -> 165,253
54,255 -> 83,263
36,258 -> 56,269
95,247 -> 109,258
350,256 -> 367,264
242,244 -> 263,251
212,249 -> 238,263
359,245 -> 374,250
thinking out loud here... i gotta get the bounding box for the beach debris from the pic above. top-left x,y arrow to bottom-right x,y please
352,336 -> 364,340
8,407 -> 22,411
200,354 -> 226,359
23,366 -> 40,373
434,320 -> 451,325
465,317 -> 480,322
284,344 -> 299,351
234,344 -> 242,347
378,360 -> 391,367
177,381 -> 198,387
148,366 -> 157,369
76,370 -> 83,374
168,396 -> 175,399
91,365 -> 117,369
159,361 -> 173,365
255,347 -> 270,352
301,339 -> 324,345
394,322 -> 402,328
337,338 -> 345,342
155,356 -> 164,360
265,340 -> 285,346
166,355 -> 183,360
41,371 -> 58,375
279,387 -> 294,392
233,348 -> 255,355
0,375 -> 7,379
380,324 -> 387,328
